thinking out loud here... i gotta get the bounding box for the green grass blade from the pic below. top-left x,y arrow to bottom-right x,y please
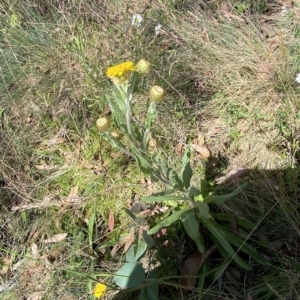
203,219 -> 252,270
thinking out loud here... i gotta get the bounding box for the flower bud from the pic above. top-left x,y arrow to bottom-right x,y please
111,130 -> 123,140
149,85 -> 164,102
136,59 -> 150,74
96,117 -> 110,131
148,138 -> 157,148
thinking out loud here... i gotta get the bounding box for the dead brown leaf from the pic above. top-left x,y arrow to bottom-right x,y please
111,227 -> 135,257
34,164 -> 58,171
146,178 -> 153,194
48,246 -> 64,263
154,227 -> 167,238
180,246 -> 217,291
224,168 -> 249,184
175,143 -> 185,155
44,233 -> 68,244
66,185 -> 79,203
108,211 -> 114,232
191,134 -> 210,159
191,144 -> 210,159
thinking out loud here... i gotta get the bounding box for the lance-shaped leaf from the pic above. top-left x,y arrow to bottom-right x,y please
195,201 -> 212,220
141,194 -> 189,203
167,168 -> 184,188
204,182 -> 248,204
146,270 -> 158,300
133,150 -> 153,174
145,102 -> 157,130
212,213 -> 255,230
181,145 -> 193,189
213,224 -> 269,266
147,207 -> 194,235
188,186 -> 201,198
106,93 -> 127,128
203,219 -> 252,270
182,213 -> 205,253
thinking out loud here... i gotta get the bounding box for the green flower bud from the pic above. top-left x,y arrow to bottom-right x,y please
111,130 -> 123,140
96,117 -> 110,131
136,59 -> 150,74
149,85 -> 164,102
148,137 -> 157,148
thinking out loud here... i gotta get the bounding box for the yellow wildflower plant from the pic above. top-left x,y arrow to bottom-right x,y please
93,282 -> 107,299
106,61 -> 136,84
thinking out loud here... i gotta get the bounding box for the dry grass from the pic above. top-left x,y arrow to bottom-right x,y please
1,0 -> 300,299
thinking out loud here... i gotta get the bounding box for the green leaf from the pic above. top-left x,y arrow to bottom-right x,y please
139,288 -> 148,300
113,262 -> 145,288
147,190 -> 176,197
195,201 -> 212,220
133,150 -> 153,174
125,208 -> 136,221
212,213 -> 255,230
188,186 -> 201,198
212,255 -> 231,281
198,260 -> 210,290
167,168 -> 184,188
141,194 -> 189,203
88,210 -> 95,251
204,182 -> 248,204
200,179 -> 211,198
203,219 -> 252,270
146,270 -> 158,300
143,230 -> 154,247
147,207 -> 194,235
182,213 -> 205,253
181,145 -> 193,189
215,225 -> 269,266
145,102 -> 157,130
106,93 -> 127,128
126,240 -> 148,262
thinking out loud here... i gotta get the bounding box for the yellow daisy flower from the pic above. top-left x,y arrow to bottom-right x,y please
106,61 -> 136,78
93,282 -> 107,299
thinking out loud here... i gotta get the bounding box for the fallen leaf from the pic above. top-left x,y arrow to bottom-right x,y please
175,143 -> 185,155
191,144 -> 210,159
225,168 -> 249,183
146,178 -> 153,194
66,185 -> 79,203
44,233 -> 67,244
47,246 -> 64,263
111,227 -> 135,257
180,246 -> 217,291
154,227 -> 167,238
34,164 -> 58,170
108,211 -> 114,232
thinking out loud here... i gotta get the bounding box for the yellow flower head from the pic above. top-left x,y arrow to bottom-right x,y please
106,61 -> 136,79
93,282 -> 107,299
